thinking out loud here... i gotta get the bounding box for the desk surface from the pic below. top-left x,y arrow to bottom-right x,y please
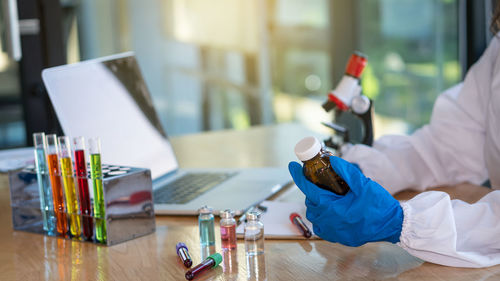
1,123 -> 499,280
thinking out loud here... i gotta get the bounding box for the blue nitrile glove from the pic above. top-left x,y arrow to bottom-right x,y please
288,156 -> 403,247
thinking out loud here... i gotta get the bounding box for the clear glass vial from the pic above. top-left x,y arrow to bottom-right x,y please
198,205 -> 215,246
244,211 -> 264,256
220,209 -> 237,250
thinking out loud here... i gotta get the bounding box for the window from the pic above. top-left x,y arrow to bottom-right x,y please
271,0 -> 461,137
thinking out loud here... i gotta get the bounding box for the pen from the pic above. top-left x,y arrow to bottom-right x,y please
290,212 -> 312,238
237,205 -> 268,225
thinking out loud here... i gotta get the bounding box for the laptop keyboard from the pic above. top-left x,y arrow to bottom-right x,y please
153,172 -> 236,204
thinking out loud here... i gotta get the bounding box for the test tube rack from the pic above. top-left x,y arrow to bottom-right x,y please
7,164 -> 156,246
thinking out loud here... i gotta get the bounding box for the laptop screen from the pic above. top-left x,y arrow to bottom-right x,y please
42,52 -> 178,179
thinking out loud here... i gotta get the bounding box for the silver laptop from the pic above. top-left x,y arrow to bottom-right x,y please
41,52 -> 291,215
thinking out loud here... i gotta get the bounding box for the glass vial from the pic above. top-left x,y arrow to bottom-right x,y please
198,205 -> 215,246
294,136 -> 350,195
244,211 -> 264,256
220,209 -> 237,250
33,132 -> 56,234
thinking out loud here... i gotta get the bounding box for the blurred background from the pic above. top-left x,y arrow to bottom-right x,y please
0,0 -> 496,149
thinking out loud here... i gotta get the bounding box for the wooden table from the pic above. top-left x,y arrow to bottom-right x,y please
1,123 -> 499,280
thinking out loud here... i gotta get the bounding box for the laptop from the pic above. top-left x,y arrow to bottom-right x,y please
41,52 -> 291,215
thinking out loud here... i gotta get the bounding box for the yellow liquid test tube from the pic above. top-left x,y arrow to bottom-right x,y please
58,136 -> 82,238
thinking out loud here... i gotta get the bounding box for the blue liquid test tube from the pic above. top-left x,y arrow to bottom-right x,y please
198,206 -> 215,246
33,132 -> 56,234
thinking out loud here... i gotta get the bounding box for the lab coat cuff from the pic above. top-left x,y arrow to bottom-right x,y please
397,201 -> 412,248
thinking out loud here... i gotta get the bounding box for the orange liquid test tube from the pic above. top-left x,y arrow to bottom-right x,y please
46,134 -> 68,236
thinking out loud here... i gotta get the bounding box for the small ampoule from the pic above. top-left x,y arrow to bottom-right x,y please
244,211 -> 264,256
294,136 -> 350,195
220,209 -> 237,250
198,206 -> 215,246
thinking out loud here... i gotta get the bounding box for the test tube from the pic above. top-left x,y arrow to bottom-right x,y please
73,136 -> 93,240
33,132 -> 56,234
290,213 -> 312,238
89,137 -> 107,243
57,136 -> 82,238
45,134 -> 68,236
176,242 -> 193,268
198,206 -> 215,247
185,253 -> 222,280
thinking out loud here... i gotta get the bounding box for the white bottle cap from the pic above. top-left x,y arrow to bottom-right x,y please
294,136 -> 322,162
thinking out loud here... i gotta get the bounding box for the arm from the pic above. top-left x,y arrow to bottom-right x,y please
342,37 -> 499,194
290,157 -> 500,268
400,190 -> 500,268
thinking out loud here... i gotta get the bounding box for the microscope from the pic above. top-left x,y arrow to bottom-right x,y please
321,52 -> 374,154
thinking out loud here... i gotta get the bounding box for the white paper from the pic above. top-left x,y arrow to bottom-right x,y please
236,200 -> 317,240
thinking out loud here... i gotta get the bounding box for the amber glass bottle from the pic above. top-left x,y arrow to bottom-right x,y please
294,136 -> 350,195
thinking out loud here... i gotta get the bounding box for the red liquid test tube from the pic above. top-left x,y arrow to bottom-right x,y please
290,213 -> 312,238
185,253 -> 222,280
74,137 -> 94,240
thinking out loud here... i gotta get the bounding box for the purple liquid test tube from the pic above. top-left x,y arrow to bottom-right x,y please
176,242 -> 193,268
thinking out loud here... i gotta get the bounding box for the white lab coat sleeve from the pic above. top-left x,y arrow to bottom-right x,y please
398,190 -> 500,268
341,37 -> 499,194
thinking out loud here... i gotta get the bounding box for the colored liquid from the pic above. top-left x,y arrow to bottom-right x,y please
74,149 -> 93,240
90,153 -> 106,243
46,153 -> 68,236
60,157 -> 82,238
221,224 -> 237,250
303,150 -> 350,195
244,222 -> 264,256
34,148 -> 56,234
185,258 -> 215,280
199,217 -> 215,246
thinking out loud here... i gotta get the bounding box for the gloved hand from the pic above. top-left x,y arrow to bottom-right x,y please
288,156 -> 403,247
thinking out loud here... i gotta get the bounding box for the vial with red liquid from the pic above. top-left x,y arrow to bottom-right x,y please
294,136 -> 350,195
73,136 -> 94,240
220,209 -> 237,250
185,253 -> 222,280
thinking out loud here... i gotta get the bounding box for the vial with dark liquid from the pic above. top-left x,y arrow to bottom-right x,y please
294,136 -> 350,195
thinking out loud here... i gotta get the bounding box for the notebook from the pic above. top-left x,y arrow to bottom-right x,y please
236,200 -> 318,239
